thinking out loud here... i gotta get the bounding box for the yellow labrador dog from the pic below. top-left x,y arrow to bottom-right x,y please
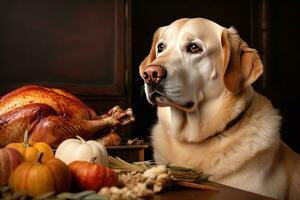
139,18 -> 300,199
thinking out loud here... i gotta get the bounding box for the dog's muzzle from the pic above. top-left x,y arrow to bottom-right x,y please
142,65 -> 195,112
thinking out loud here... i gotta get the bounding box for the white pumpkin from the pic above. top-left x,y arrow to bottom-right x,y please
55,136 -> 108,166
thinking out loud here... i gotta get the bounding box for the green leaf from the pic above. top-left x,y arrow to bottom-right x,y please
33,191 -> 56,200
56,192 -> 76,199
83,193 -> 108,200
0,186 -> 11,193
73,190 -> 96,199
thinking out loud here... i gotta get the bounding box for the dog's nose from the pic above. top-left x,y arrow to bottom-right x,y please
142,65 -> 166,85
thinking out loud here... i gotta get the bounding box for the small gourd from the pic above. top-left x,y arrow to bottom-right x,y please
0,148 -> 23,187
6,130 -> 54,162
9,152 -> 72,197
55,135 -> 108,165
68,160 -> 118,191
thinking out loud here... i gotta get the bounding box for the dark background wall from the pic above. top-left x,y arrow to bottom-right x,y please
130,0 -> 300,157
269,0 -> 300,154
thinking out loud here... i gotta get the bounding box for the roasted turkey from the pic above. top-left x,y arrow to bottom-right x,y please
0,85 -> 134,147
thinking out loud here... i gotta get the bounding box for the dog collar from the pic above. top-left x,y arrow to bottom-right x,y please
207,100 -> 252,141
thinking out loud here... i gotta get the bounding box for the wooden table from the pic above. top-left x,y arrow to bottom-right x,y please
106,144 -> 149,162
151,182 -> 273,200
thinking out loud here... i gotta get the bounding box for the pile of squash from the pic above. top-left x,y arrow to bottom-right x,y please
0,131 -> 117,197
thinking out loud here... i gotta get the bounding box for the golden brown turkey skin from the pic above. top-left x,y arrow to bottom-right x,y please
0,103 -> 57,146
0,85 -> 97,120
0,85 -> 134,147
29,116 -> 116,148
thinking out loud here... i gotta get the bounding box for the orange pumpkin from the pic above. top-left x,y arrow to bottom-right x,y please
69,160 -> 118,191
9,152 -> 72,197
6,130 -> 53,162
0,148 -> 23,187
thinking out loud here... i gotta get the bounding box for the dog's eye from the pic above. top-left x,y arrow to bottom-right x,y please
157,43 -> 165,53
187,43 -> 202,53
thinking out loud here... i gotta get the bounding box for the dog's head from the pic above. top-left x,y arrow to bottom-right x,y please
139,18 -> 263,112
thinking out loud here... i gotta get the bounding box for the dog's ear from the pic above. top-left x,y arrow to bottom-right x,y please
139,26 -> 166,77
221,27 -> 263,94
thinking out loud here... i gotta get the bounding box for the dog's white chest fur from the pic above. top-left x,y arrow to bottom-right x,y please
151,95 -> 288,198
